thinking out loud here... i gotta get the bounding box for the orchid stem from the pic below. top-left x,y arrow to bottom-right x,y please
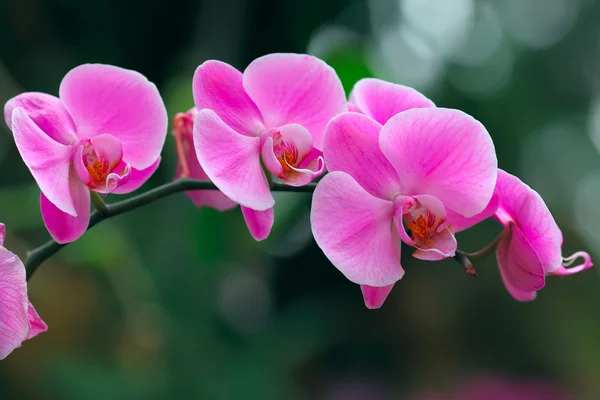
25,178 -> 316,280
90,192 -> 108,215
460,231 -> 504,262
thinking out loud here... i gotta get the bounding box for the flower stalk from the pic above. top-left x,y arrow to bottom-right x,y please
25,178 -> 316,280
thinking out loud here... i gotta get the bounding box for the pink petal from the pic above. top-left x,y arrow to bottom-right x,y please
323,112 -> 401,200
261,137 -> 284,177
446,189 -> 501,233
241,206 -> 274,241
0,247 -> 30,360
412,228 -> 457,261
310,171 -> 403,286
495,170 -> 563,273
26,303 -> 47,340
551,251 -> 593,276
11,108 -> 76,216
379,108 -> 497,217
193,60 -> 265,136
174,133 -> 238,211
4,92 -> 77,145
496,224 -> 545,302
243,53 -> 347,150
89,134 -> 123,170
349,78 -> 435,125
59,64 -> 167,169
193,109 -> 274,211
41,174 -> 90,244
101,163 -> 132,195
283,156 -> 325,187
0,223 -> 5,247
360,284 -> 394,309
113,157 -> 161,195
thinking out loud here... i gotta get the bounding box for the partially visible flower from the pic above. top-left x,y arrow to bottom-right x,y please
311,107 -> 497,309
0,224 -> 47,359
173,108 -> 237,211
4,64 -> 167,243
493,170 -> 592,301
412,374 -> 572,400
192,53 -> 347,240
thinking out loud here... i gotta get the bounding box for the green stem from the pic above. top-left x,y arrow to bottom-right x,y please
460,231 -> 504,262
25,179 -> 316,280
90,192 -> 108,215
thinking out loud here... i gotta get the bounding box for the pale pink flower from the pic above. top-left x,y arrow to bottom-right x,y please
493,170 -> 592,301
0,224 -> 47,359
192,53 -> 347,240
311,103 -> 497,308
4,64 -> 167,243
412,374 -> 572,400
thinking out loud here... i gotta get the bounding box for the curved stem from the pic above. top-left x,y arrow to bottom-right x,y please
25,178 -> 316,280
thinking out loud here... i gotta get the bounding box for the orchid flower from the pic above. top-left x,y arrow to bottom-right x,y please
493,170 -> 592,301
448,169 -> 593,301
311,106 -> 497,309
192,53 -> 347,240
0,224 -> 47,359
4,64 -> 167,243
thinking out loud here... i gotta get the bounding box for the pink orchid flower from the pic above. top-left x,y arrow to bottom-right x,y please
173,107 -> 237,211
0,224 -> 47,359
4,64 -> 167,243
192,53 -> 347,240
493,170 -> 592,301
311,105 -> 497,309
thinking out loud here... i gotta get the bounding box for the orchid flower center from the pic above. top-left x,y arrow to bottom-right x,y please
273,133 -> 299,172
259,124 -> 325,186
74,135 -> 130,194
394,194 -> 457,259
406,214 -> 434,244
83,143 -> 110,185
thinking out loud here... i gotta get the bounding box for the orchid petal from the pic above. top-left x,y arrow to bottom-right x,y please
446,190 -> 501,233
193,109 -> 273,210
112,157 -> 161,195
193,60 -> 264,135
495,170 -> 563,274
496,224 -> 545,302
174,131 -> 238,211
99,163 -> 131,195
41,174 -> 90,244
283,156 -> 325,187
551,252 -> 594,276
241,206 -> 274,241
261,137 -> 284,177
0,247 -> 29,360
0,224 -> 5,247
243,53 -> 347,149
311,171 -> 402,286
323,112 -> 401,200
11,108 -> 75,216
26,303 -> 47,340
4,92 -> 77,145
59,64 -> 167,169
412,228 -> 457,261
380,108 -> 497,217
349,78 -> 435,125
360,284 -> 394,309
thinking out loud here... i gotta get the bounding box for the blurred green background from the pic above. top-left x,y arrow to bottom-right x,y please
1,0 -> 599,398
